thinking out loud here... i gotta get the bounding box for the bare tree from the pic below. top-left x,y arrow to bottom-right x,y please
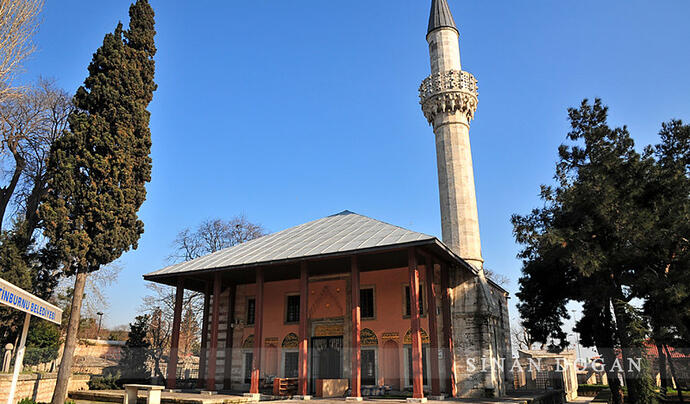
0,0 -> 43,101
147,307 -> 170,383
484,267 -> 510,287
0,78 -> 71,233
55,262 -> 122,324
179,307 -> 199,357
14,79 -> 71,242
512,321 -> 541,351
168,215 -> 266,262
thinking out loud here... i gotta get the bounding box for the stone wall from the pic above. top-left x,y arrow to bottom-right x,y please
0,373 -> 89,404
72,339 -> 124,374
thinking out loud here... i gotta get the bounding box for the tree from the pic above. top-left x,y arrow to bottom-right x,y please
483,267 -> 510,287
42,2 -> 156,402
511,322 -> 539,351
0,0 -> 43,101
147,307 -> 169,383
0,79 -> 72,233
0,231 -> 32,342
169,216 -> 266,262
512,100 -> 667,404
179,307 -> 200,357
119,315 -> 151,382
641,120 -> 690,402
24,317 -> 60,366
0,80 -> 71,343
55,263 -> 122,320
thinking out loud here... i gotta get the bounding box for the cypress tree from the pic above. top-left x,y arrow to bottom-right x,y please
43,1 -> 156,402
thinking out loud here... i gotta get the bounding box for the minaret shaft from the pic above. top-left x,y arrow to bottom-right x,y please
421,23 -> 483,268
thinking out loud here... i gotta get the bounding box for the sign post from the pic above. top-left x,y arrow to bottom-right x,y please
0,277 -> 62,404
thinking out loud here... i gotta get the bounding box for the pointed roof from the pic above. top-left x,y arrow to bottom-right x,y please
144,210 -> 436,278
428,0 -> 458,35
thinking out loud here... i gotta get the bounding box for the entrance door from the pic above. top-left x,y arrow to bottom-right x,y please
383,340 -> 400,389
311,336 -> 343,391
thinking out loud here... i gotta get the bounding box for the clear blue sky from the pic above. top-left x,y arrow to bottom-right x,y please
21,1 -> 690,331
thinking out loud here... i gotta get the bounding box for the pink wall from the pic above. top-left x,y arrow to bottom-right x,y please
234,266 -> 436,390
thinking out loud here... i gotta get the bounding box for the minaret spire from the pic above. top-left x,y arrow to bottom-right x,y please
420,0 -> 483,269
428,0 -> 457,35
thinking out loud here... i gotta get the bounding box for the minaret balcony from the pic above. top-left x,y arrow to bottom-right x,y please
419,70 -> 479,124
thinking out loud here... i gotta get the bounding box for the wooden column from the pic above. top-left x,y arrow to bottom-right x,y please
223,283 -> 236,390
250,268 -> 264,394
197,281 -> 211,389
440,263 -> 457,397
426,258 -> 441,396
207,273 -> 222,391
166,278 -> 185,389
350,256 -> 361,398
408,248 -> 424,399
298,262 -> 309,396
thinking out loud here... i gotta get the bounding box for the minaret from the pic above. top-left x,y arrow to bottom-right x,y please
420,0 -> 483,269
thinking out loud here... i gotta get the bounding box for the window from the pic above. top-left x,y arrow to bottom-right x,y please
286,295 -> 300,323
362,349 -> 376,386
244,352 -> 253,384
284,351 -> 299,378
246,298 -> 255,325
360,288 -> 375,319
404,285 -> 424,316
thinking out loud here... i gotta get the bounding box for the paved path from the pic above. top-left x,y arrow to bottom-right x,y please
71,391 -> 573,404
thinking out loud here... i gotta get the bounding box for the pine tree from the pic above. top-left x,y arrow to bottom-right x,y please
43,1 -> 156,402
512,100 -> 660,404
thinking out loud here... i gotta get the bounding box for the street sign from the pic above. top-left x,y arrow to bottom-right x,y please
0,277 -> 62,325
0,277 -> 63,404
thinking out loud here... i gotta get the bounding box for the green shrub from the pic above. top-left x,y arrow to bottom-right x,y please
579,384 -> 609,397
24,318 -> 61,366
88,373 -> 120,390
16,399 -> 53,404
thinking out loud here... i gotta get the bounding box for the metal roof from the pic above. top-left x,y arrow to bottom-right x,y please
144,210 -> 436,278
428,0 -> 458,35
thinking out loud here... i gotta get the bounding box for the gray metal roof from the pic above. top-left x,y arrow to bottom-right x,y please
428,0 -> 458,35
144,210 -> 436,278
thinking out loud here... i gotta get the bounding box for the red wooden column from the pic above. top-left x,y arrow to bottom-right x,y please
440,264 -> 457,397
425,258 -> 441,396
250,268 -> 265,394
350,256 -> 362,399
207,273 -> 222,390
197,281 -> 211,388
408,248 -> 424,399
298,262 -> 309,396
166,278 -> 185,389
223,284 -> 236,390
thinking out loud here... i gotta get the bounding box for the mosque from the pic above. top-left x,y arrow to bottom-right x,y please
144,0 -> 511,399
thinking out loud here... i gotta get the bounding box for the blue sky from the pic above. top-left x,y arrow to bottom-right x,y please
20,1 -> 690,335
